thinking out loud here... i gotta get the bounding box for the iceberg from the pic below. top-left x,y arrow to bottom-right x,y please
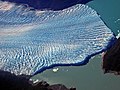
0,1 -> 116,75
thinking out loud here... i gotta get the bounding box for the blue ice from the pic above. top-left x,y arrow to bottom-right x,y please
0,1 -> 115,75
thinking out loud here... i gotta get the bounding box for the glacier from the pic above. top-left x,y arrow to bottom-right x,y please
0,1 -> 116,75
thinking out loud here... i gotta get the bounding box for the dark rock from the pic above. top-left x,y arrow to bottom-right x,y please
102,37 -> 120,75
48,84 -> 69,90
0,70 -> 32,90
32,81 -> 49,90
70,88 -> 76,90
48,84 -> 76,90
1,0 -> 93,10
0,70 -> 76,90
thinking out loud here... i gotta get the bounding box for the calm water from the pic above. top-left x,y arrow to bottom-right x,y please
32,0 -> 120,90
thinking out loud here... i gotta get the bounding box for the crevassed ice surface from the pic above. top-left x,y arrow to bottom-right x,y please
0,1 -> 115,75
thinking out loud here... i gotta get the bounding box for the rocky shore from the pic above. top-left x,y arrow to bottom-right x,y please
102,37 -> 120,75
0,70 -> 76,90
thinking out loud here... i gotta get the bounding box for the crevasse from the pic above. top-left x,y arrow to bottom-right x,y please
0,1 -> 116,75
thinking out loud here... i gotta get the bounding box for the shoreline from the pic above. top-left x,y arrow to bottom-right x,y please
0,70 -> 76,90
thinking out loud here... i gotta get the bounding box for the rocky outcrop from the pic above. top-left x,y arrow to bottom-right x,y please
0,70 -> 76,90
102,37 -> 120,75
1,0 -> 92,10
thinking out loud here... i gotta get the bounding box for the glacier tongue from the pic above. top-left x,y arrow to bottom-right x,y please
0,1 -> 115,75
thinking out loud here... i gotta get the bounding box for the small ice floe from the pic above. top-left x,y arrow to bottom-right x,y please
52,68 -> 59,73
33,79 -> 39,84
